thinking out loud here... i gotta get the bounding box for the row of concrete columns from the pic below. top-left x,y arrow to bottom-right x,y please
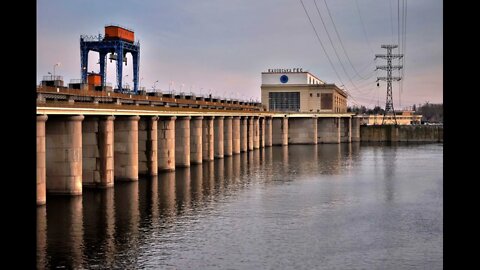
37,114 -> 359,205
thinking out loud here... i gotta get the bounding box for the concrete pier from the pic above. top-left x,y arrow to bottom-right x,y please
214,116 -> 224,158
288,117 -> 318,144
317,118 -> 340,143
114,115 -> 140,181
265,117 -> 272,147
46,115 -> 84,195
232,116 -> 241,154
190,116 -> 203,164
175,116 -> 191,167
247,117 -> 254,150
202,116 -> 215,161
272,117 -> 288,146
240,117 -> 248,152
351,117 -> 360,142
340,117 -> 351,143
82,116 -> 115,188
259,117 -> 265,148
139,117 -> 159,175
224,116 -> 233,156
37,115 -> 47,205
158,116 -> 176,171
98,116 -> 115,184
360,125 -> 443,142
253,117 -> 260,149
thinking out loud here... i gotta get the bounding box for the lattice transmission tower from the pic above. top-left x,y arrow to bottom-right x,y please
375,45 -> 403,125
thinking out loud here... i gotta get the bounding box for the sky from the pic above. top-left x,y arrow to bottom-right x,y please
37,0 -> 442,109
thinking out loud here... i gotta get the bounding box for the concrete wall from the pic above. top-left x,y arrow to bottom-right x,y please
139,116 -> 158,176
351,117 -> 361,142
202,117 -> 214,161
224,116 -> 233,156
272,117 -> 288,146
265,117 -> 272,147
259,117 -> 265,148
114,116 -> 140,181
340,117 -> 351,143
37,115 -> 48,205
158,116 -> 176,171
214,117 -> 224,158
240,117 -> 248,152
253,117 -> 260,149
138,118 -> 148,175
190,116 -> 203,164
175,116 -> 191,167
288,117 -> 318,144
317,117 -> 340,143
360,125 -> 444,142
232,116 -> 241,154
46,115 -> 84,195
82,116 -> 115,188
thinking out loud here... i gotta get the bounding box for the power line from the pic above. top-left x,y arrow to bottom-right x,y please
354,0 -> 375,55
389,0 -> 395,44
299,0 -> 347,91
322,0 -> 375,80
312,0 -> 360,91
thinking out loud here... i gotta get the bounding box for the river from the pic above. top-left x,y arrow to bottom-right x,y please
37,143 -> 443,269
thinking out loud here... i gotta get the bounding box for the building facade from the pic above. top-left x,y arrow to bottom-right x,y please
358,111 -> 422,125
261,69 -> 348,113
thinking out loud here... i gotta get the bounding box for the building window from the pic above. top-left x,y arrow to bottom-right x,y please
317,93 -> 320,97
321,93 -> 333,109
269,92 -> 300,112
310,93 -> 312,97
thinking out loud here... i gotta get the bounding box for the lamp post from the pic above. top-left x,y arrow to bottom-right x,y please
53,63 -> 60,80
123,74 -> 129,93
152,80 -> 159,92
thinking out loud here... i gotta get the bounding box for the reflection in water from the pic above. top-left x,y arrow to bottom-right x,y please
317,144 -> 341,174
175,168 -> 191,215
158,172 -> 176,219
190,164 -> 203,206
83,188 -> 116,268
37,206 -> 47,270
46,196 -> 83,269
202,161 -> 214,198
114,182 -> 139,267
383,146 -> 397,202
38,144 -> 443,269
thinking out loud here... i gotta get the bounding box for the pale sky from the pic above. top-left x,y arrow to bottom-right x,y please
37,0 -> 442,108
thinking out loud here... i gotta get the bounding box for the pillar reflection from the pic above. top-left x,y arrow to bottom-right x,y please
175,168 -> 191,214
190,164 -> 203,206
46,196 -> 84,269
158,171 -> 176,219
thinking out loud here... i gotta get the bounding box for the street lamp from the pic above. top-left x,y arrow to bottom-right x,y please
152,80 -> 159,92
123,74 -> 129,92
53,63 -> 60,80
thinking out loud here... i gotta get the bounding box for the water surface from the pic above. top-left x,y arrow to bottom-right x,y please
37,143 -> 443,269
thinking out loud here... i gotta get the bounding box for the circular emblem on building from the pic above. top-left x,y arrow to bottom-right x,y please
280,75 -> 289,83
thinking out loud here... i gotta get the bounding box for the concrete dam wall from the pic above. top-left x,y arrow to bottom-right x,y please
360,125 -> 443,142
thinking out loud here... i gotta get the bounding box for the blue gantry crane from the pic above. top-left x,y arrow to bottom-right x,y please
80,25 -> 140,93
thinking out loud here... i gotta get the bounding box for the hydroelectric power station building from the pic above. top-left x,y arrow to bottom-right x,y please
261,69 -> 348,113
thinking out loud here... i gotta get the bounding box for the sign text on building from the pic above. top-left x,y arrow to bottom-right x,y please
267,68 -> 303,73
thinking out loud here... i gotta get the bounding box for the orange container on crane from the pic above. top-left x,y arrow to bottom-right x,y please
104,25 -> 135,43
87,73 -> 102,86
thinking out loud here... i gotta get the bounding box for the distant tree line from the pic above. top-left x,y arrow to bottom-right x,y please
347,105 -> 384,115
348,102 -> 443,123
416,103 -> 443,123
